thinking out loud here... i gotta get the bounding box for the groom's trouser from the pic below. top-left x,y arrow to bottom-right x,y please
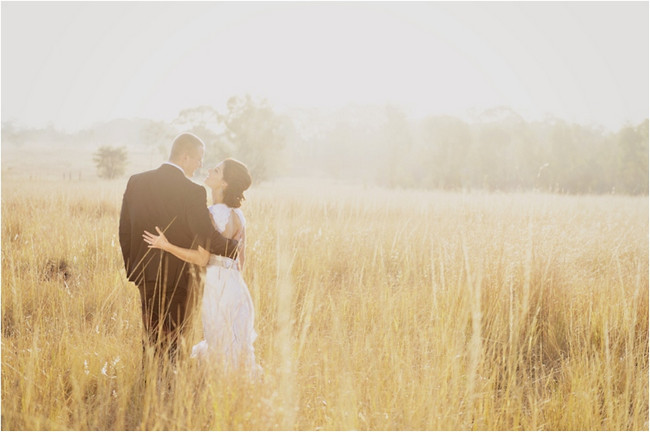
138,279 -> 192,363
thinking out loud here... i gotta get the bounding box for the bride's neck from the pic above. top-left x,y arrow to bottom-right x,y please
212,188 -> 224,205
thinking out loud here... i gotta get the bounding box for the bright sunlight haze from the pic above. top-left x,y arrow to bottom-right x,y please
2,2 -> 648,132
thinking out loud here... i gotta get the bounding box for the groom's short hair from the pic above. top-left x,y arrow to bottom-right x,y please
169,133 -> 205,161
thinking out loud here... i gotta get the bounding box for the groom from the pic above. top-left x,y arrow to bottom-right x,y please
119,132 -> 237,361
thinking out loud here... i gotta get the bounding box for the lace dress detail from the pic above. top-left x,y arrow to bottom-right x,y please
191,204 -> 261,377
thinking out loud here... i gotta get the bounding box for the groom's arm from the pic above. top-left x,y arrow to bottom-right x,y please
186,186 -> 238,259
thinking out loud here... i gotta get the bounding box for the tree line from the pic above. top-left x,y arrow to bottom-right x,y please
288,105 -> 648,195
3,98 -> 648,195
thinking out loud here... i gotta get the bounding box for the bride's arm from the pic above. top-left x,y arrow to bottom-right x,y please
143,227 -> 210,267
221,209 -> 242,239
222,210 -> 245,270
238,227 -> 246,271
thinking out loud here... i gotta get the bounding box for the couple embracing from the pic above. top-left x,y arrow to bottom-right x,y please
118,132 -> 261,377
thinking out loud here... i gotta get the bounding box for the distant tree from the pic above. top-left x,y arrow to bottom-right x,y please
377,105 -> 414,187
219,95 -> 292,181
1,121 -> 24,146
93,146 -> 127,179
141,120 -> 177,161
418,115 -> 471,189
615,119 -> 649,194
174,105 -> 231,168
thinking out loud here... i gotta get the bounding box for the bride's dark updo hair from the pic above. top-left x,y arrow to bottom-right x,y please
222,158 -> 252,208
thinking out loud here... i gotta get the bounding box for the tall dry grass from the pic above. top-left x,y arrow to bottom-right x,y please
2,177 -> 648,430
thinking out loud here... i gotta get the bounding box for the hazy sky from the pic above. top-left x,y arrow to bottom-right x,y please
2,1 -> 648,132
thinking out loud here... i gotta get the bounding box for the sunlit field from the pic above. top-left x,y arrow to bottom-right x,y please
2,177 -> 648,430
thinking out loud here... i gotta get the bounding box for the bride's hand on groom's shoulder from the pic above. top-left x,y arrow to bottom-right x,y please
142,226 -> 170,250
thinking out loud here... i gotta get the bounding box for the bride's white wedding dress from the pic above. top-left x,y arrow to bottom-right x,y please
191,203 -> 261,376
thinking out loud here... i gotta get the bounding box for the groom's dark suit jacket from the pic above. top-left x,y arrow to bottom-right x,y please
118,163 -> 237,334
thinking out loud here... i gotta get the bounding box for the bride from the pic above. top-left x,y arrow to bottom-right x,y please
143,158 -> 261,376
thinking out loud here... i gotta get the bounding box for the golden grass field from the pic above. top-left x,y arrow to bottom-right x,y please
2,177 -> 648,430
